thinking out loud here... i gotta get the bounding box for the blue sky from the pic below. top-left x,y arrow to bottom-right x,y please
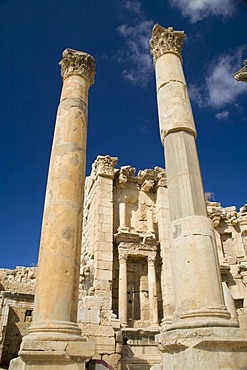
1,0 -> 247,268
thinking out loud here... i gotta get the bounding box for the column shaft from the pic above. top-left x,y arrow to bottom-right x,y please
13,49 -> 95,369
148,257 -> 159,326
119,202 -> 127,229
150,25 -> 235,329
118,253 -> 128,327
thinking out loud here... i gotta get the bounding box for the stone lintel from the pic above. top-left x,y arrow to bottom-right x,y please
234,60 -> 247,83
60,48 -> 95,85
1,291 -> 34,301
150,24 -> 185,64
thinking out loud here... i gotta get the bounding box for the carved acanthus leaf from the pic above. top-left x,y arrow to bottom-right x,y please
92,155 -> 118,179
60,48 -> 95,85
150,25 -> 185,64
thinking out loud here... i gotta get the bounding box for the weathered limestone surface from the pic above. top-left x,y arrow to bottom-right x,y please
150,23 -> 231,330
1,164 -> 247,369
150,23 -> 247,369
9,48 -> 95,370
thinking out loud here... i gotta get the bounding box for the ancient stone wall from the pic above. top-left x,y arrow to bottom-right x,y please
0,267 -> 35,366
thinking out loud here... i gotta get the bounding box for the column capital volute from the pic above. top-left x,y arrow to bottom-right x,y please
59,48 -> 95,86
234,60 -> 247,83
149,24 -> 185,64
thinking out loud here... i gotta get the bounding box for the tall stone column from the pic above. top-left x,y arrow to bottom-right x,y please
13,48 -> 95,369
118,249 -> 128,327
147,254 -> 159,326
150,25 -> 235,330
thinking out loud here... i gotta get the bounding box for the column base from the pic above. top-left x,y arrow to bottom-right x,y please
166,308 -> 238,331
156,327 -> 247,370
168,216 -> 234,329
9,338 -> 94,370
27,320 -> 84,341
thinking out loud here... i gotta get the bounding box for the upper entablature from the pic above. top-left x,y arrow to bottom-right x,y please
207,201 -> 247,227
87,155 -> 167,192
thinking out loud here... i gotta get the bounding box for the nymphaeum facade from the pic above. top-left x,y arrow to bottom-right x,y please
1,155 -> 246,369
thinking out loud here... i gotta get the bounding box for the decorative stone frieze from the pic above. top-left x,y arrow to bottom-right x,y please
118,242 -> 158,259
59,48 -> 95,85
92,155 -> 118,179
149,25 -> 185,64
234,60 -> 247,83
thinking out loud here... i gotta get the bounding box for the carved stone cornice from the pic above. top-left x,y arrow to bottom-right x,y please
138,167 -> 167,192
149,25 -> 185,64
59,48 -> 95,85
207,202 -> 240,227
116,166 -> 136,188
92,155 -> 118,179
234,60 -> 247,83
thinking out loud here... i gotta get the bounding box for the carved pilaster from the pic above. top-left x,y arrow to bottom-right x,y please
59,48 -> 95,85
150,25 -> 185,64
92,155 -> 118,179
234,60 -> 247,83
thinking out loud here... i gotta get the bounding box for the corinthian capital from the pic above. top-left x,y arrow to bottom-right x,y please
150,25 -> 185,64
234,60 -> 247,83
92,155 -> 118,179
59,48 -> 95,86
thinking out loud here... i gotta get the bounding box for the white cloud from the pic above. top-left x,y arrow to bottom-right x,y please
169,0 -> 236,23
116,1 -> 154,87
123,0 -> 143,16
215,110 -> 230,120
188,47 -> 247,109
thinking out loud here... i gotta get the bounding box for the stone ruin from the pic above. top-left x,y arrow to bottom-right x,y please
1,24 -> 247,370
1,162 -> 247,369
